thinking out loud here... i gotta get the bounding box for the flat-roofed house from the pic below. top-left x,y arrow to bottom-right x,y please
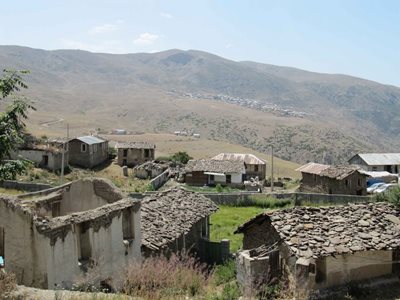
68,136 -> 108,169
349,153 -> 400,173
185,159 -> 245,187
212,153 -> 266,181
116,142 -> 155,167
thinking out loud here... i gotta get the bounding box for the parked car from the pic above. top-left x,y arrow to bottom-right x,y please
373,183 -> 398,194
367,182 -> 385,193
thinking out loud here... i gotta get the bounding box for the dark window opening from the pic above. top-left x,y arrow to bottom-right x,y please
51,202 -> 61,217
81,144 -> 87,152
42,155 -> 49,166
226,174 -> 232,184
315,259 -> 326,283
209,175 -> 215,182
122,209 -> 134,240
357,178 -> 362,187
372,166 -> 378,171
345,179 -> 349,187
78,222 -> 92,261
144,149 -> 150,158
254,165 -> 259,172
123,149 -> 128,157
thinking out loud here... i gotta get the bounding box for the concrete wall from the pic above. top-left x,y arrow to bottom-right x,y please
149,169 -> 169,190
69,140 -> 108,169
47,207 -> 141,289
11,149 -> 68,171
117,148 -> 154,167
237,250 -> 270,289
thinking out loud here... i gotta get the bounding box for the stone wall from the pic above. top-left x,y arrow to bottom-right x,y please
149,169 -> 169,190
69,140 -> 108,169
0,180 -> 52,192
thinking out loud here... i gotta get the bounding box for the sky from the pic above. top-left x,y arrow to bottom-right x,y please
0,0 -> 399,86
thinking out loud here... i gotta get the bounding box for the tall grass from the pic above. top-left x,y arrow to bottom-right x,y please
122,252 -> 211,299
0,271 -> 17,297
238,195 -> 292,209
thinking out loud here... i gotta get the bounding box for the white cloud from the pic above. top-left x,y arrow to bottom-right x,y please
133,33 -> 159,46
89,22 -> 120,34
160,12 -> 173,19
225,43 -> 234,49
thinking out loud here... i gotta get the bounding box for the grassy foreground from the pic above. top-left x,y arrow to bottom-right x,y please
210,205 -> 265,252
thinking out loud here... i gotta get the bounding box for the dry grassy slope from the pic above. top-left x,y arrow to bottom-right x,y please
101,133 -> 300,179
1,45 -> 400,164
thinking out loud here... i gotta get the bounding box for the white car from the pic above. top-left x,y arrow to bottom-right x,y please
373,183 -> 398,194
367,182 -> 385,193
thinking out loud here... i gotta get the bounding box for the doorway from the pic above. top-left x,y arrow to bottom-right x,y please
42,155 -> 49,166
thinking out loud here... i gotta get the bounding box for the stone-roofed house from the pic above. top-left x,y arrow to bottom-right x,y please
68,136 -> 109,168
0,178 -> 141,289
235,203 -> 400,297
297,163 -> 367,195
349,153 -> 400,173
212,153 -> 267,181
116,142 -> 155,167
140,189 -> 218,257
185,159 -> 246,187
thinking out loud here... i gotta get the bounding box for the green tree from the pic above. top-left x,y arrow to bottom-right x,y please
171,151 -> 192,164
0,69 -> 35,180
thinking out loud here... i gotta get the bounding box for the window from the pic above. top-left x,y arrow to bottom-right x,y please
78,222 -> 92,261
42,155 -> 49,166
81,143 -> 87,152
122,159 -> 127,166
226,174 -> 232,184
357,178 -> 362,187
122,209 -> 135,240
123,149 -> 128,157
345,179 -> 349,187
372,166 -> 378,171
144,149 -> 150,158
254,165 -> 259,172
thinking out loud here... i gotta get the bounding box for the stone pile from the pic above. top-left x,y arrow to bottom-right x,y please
269,202 -> 400,259
140,188 -> 218,251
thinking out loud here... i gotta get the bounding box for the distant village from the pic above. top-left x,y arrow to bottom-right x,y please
1,130 -> 400,299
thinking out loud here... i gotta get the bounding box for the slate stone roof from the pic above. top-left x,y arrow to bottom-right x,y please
236,202 -> 400,259
296,162 -> 330,175
140,189 -> 218,251
116,142 -> 155,149
319,165 -> 364,180
185,159 -> 245,174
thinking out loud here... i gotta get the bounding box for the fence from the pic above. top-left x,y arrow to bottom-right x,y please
0,180 -> 52,192
199,238 -> 230,265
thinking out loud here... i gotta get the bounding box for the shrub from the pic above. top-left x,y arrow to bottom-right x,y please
387,186 -> 400,207
0,271 -> 17,297
170,151 -> 192,164
122,252 -> 210,299
213,259 -> 236,285
215,184 -> 223,193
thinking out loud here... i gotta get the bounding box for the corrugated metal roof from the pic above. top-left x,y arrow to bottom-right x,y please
296,162 -> 330,175
212,153 -> 266,165
116,142 -> 155,149
359,170 -> 397,178
351,153 -> 400,166
74,136 -> 106,145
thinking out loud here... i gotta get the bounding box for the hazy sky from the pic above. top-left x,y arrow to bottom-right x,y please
1,0 -> 399,86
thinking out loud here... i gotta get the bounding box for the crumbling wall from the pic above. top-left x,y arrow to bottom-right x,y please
236,250 -> 270,290
241,219 -> 280,250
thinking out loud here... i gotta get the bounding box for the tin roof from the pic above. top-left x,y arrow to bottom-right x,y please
212,153 -> 266,165
350,153 -> 400,166
295,162 -> 330,175
116,142 -> 155,149
73,136 -> 106,145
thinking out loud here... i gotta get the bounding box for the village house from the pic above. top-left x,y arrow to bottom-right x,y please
297,163 -> 367,195
0,178 -> 141,289
185,159 -> 246,187
115,142 -> 155,167
212,153 -> 266,181
11,144 -> 68,172
140,188 -> 219,258
349,153 -> 400,173
235,203 -> 400,298
68,136 -> 109,169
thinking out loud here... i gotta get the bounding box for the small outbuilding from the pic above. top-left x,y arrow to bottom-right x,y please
185,159 -> 245,187
235,203 -> 400,298
116,142 -> 155,167
140,189 -> 218,257
297,163 -> 367,195
68,136 -> 108,169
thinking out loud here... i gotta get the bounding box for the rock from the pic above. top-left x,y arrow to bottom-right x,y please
358,233 -> 372,240
358,220 -> 370,227
385,214 -> 400,225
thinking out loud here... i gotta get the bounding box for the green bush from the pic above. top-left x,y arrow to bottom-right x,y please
213,259 -> 236,285
171,151 -> 192,164
215,184 -> 223,193
387,186 -> 400,207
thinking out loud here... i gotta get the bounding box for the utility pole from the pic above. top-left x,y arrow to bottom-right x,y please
271,145 -> 274,192
60,123 -> 69,183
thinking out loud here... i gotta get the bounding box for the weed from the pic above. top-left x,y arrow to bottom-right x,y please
0,271 -> 17,297
213,259 -> 236,285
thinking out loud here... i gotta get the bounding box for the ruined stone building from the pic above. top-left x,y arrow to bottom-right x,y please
140,189 -> 218,257
0,178 -> 141,289
185,159 -> 245,187
68,136 -> 109,169
297,163 -> 367,195
133,160 -> 170,179
115,142 -> 155,167
235,203 -> 400,298
212,153 -> 266,181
